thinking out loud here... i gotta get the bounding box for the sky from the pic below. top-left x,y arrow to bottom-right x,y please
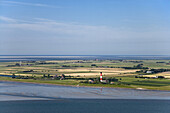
0,0 -> 170,55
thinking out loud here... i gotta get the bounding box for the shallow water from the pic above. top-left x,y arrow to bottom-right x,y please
1,81 -> 170,101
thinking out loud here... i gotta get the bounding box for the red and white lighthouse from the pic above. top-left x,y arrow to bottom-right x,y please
100,72 -> 103,82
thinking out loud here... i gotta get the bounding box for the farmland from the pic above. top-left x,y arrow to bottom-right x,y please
1,59 -> 170,90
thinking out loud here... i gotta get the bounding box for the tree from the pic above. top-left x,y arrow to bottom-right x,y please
12,74 -> 16,78
91,64 -> 96,66
47,74 -> 50,78
43,74 -> 46,78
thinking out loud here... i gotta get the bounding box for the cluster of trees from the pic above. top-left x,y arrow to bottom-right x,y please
43,74 -> 66,80
22,70 -> 34,73
36,62 -> 58,65
122,60 -> 143,63
23,61 -> 36,63
121,64 -> 148,69
7,63 -> 34,67
12,73 -> 67,80
91,64 -> 149,69
135,76 -> 165,79
128,61 -> 143,63
62,65 -> 84,67
136,68 -> 170,75
80,77 -> 119,84
91,64 -> 113,68
156,62 -> 166,63
150,69 -> 170,73
12,74 -> 35,79
43,74 -> 53,78
91,64 -> 96,66
7,63 -> 20,67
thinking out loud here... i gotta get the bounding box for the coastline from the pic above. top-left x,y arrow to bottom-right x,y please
1,80 -> 169,92
1,79 -> 170,101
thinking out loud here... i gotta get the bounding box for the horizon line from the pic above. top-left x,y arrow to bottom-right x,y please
0,55 -> 169,56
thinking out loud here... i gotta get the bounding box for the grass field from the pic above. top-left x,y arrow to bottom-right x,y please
1,59 -> 170,90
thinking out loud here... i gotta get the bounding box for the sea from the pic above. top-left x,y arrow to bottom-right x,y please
1,99 -> 170,113
0,55 -> 170,62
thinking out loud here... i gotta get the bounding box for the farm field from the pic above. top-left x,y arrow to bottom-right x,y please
1,59 -> 170,90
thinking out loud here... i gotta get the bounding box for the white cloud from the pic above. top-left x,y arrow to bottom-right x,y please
1,17 -> 169,42
0,16 -> 170,55
1,1 -> 60,8
0,16 -> 17,23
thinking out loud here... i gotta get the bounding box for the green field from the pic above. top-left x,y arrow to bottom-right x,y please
1,59 -> 170,90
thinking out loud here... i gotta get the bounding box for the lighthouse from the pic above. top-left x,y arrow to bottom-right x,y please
100,72 -> 103,82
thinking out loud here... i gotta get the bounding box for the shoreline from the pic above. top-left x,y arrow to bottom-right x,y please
1,80 -> 170,92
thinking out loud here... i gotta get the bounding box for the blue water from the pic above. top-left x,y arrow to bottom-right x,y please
0,99 -> 170,113
0,75 -> 13,77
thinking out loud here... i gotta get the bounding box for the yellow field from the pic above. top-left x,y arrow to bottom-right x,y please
144,72 -> 170,78
1,60 -> 170,78
0,65 -> 138,77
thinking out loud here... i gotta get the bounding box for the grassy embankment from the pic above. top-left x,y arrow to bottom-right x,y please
1,76 -> 170,90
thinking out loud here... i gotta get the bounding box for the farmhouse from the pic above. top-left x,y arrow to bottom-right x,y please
146,71 -> 154,74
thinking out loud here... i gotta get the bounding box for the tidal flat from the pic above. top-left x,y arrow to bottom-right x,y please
1,81 -> 170,101
1,81 -> 170,113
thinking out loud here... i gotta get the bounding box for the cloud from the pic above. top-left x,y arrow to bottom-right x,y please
0,16 -> 17,23
0,17 -> 104,36
0,16 -> 170,55
1,1 -> 60,8
1,16 -> 169,41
